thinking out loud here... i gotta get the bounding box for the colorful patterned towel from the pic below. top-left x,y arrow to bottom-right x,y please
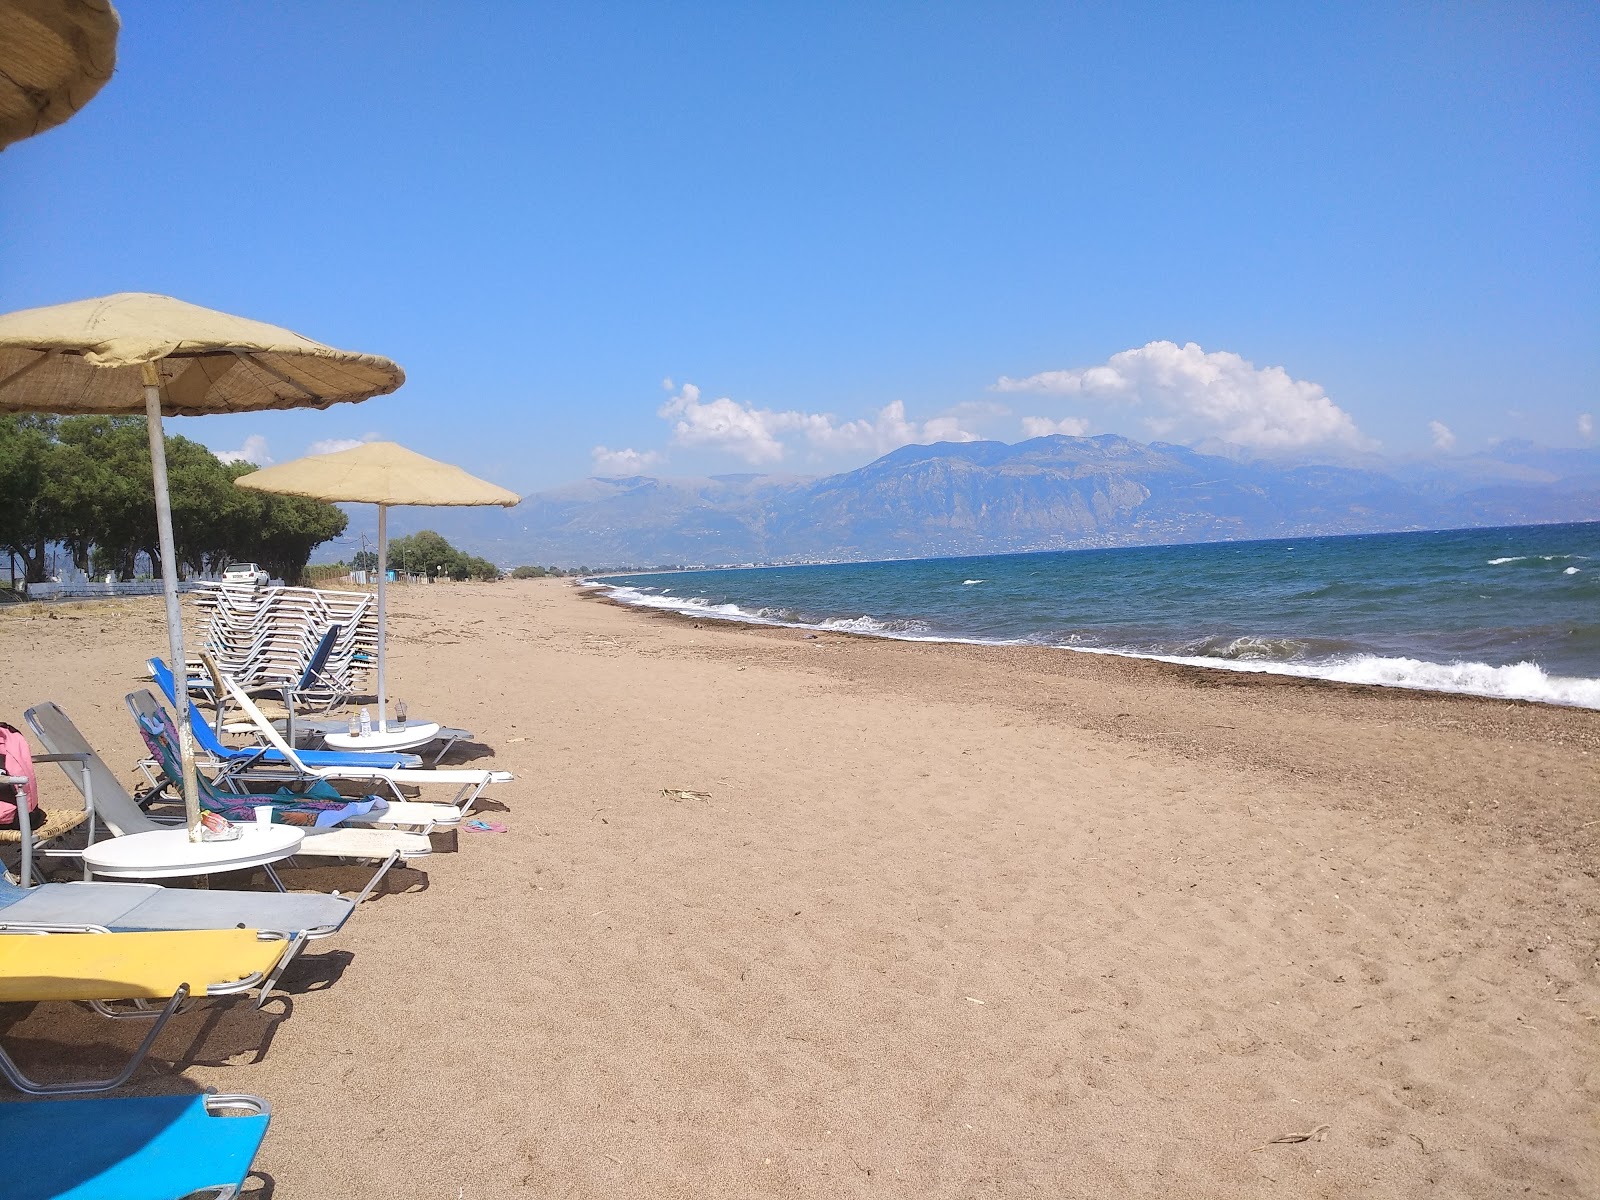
137,710 -> 381,828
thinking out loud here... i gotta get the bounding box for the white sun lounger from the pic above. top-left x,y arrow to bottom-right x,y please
217,677 -> 512,820
25,703 -> 430,902
126,690 -> 462,835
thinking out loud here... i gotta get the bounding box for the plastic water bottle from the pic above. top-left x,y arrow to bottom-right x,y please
359,707 -> 371,737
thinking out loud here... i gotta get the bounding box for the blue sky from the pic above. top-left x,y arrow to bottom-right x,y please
3,2 -> 1595,492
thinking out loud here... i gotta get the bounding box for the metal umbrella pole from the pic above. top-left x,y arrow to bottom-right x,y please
376,502 -> 389,731
141,363 -> 203,839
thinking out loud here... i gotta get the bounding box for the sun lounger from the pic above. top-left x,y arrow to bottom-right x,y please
0,1092 -> 270,1200
128,692 -> 464,833
148,657 -> 422,770
0,927 -> 293,1094
25,703 -> 430,901
216,678 -> 511,820
0,874 -> 353,998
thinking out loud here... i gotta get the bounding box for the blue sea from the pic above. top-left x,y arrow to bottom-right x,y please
592,522 -> 1600,710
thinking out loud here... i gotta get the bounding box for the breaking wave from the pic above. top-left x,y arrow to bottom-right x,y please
1138,649 -> 1600,708
592,582 -> 1600,709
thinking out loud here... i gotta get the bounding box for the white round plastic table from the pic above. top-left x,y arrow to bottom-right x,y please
322,721 -> 442,754
83,825 -> 304,880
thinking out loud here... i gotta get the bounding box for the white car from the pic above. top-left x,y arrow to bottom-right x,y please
221,562 -> 269,586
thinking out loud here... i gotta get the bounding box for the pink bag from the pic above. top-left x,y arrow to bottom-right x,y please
0,721 -> 39,827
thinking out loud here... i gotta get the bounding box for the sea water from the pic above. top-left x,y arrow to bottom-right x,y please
592,522 -> 1600,709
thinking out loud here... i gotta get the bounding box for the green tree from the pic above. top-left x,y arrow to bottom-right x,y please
387,529 -> 456,579
0,419 -> 349,586
0,415 -> 58,583
245,489 -> 349,583
53,416 -> 155,579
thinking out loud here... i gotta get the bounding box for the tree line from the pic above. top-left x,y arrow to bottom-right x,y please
352,529 -> 500,582
0,415 -> 347,586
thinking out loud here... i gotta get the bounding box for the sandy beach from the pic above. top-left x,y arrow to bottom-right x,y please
1,577 -> 1596,1198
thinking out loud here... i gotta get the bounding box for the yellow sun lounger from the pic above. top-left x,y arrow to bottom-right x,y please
0,927 -> 294,1095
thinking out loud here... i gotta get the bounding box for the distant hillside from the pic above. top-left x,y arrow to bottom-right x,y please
363,435 -> 1600,568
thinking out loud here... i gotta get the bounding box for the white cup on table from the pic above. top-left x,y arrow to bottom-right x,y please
253,805 -> 274,829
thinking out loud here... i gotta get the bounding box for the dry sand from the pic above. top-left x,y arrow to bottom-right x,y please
1,577 -> 1597,1198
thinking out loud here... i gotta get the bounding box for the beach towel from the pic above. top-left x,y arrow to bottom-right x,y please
0,721 -> 39,828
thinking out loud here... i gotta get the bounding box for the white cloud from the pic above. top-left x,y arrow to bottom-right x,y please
658,383 -> 791,463
804,400 -> 979,455
1021,415 -> 1090,438
307,432 -> 382,456
1429,420 -> 1457,451
591,446 -> 663,475
1581,413 -> 1595,441
656,385 -> 978,465
214,434 -> 272,465
994,341 -> 1372,453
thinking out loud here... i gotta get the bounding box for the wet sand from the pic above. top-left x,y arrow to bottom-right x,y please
1,578 -> 1596,1198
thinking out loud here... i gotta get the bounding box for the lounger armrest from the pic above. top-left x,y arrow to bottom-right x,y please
0,922 -> 113,934
207,1093 -> 272,1118
29,755 -> 96,827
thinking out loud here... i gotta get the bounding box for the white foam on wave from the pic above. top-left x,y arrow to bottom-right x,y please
819,614 -> 934,635
962,579 -> 986,586
1487,553 -> 1588,566
593,584 -> 1600,709
1565,567 -> 1580,575
1138,650 -> 1600,709
599,584 -> 776,623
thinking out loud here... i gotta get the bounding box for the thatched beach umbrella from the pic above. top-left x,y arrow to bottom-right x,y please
236,442 -> 520,734
0,292 -> 404,837
0,0 -> 119,150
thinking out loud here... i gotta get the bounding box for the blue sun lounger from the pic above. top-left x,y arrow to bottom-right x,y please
149,657 -> 421,771
0,1092 -> 270,1200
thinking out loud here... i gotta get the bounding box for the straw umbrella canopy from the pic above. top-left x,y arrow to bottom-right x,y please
236,442 -> 520,733
0,292 -> 404,837
0,0 -> 119,151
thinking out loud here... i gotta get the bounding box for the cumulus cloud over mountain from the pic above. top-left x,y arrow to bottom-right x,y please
591,446 -> 663,475
995,341 -> 1373,454
656,383 -> 977,465
1021,415 -> 1090,438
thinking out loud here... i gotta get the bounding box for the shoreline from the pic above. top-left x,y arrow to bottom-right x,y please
2,579 -> 1596,1197
583,583 -> 1600,863
584,582 -> 1600,712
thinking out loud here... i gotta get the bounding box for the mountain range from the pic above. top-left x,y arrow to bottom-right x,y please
355,435 -> 1600,568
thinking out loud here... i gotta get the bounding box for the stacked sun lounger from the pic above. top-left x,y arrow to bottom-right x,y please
191,582 -> 378,700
